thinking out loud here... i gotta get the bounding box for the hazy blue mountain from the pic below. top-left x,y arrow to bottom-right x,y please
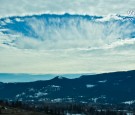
0,73 -> 88,82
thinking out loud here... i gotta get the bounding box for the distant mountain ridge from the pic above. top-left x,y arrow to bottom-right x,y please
0,70 -> 135,105
0,73 -> 83,83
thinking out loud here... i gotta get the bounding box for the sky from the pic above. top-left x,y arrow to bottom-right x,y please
0,0 -> 135,75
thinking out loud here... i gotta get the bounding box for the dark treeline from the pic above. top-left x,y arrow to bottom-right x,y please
0,100 -> 135,115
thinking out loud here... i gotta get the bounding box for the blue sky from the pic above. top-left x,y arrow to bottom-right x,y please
0,0 -> 135,75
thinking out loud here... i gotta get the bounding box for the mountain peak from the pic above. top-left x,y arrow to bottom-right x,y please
52,76 -> 66,80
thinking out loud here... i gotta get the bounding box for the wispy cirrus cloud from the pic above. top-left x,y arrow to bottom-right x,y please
10,16 -> 135,50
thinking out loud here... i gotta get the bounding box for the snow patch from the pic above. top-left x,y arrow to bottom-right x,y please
52,98 -> 62,102
51,85 -> 61,88
58,76 -> 64,79
91,95 -> 106,103
29,95 -> 33,98
92,98 -> 98,103
123,100 -> 135,105
98,80 -> 107,83
16,94 -> 20,98
86,84 -> 95,88
34,92 -> 48,97
28,88 -> 35,92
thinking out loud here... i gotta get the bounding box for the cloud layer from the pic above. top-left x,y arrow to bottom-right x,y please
0,14 -> 135,74
0,0 -> 135,18
0,0 -> 135,74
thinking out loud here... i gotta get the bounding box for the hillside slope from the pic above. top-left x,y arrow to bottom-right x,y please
0,70 -> 135,104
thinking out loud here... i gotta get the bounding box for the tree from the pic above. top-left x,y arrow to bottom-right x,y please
0,108 -> 1,114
